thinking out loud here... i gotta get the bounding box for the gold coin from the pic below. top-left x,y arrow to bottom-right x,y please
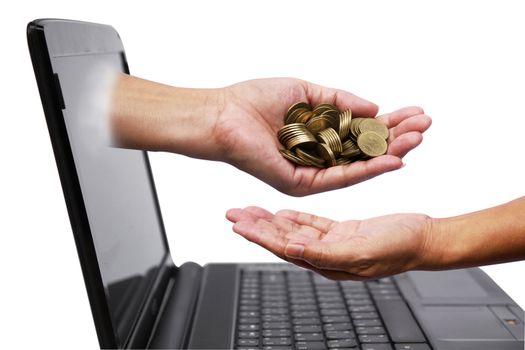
296,148 -> 326,168
316,142 -> 337,167
316,128 -> 343,155
338,109 -> 352,140
357,131 -> 388,157
336,158 -> 353,166
350,118 -> 365,139
279,149 -> 310,166
313,103 -> 338,115
358,118 -> 389,139
284,102 -> 311,124
296,110 -> 315,124
306,115 -> 331,134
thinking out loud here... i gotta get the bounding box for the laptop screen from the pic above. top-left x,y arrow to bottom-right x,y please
51,50 -> 168,343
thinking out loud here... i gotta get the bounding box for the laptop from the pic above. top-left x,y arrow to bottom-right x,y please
27,19 -> 524,350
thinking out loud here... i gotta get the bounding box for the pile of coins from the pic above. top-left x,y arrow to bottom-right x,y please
278,102 -> 389,168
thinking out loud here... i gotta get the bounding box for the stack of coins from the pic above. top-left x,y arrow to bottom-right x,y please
278,102 -> 389,168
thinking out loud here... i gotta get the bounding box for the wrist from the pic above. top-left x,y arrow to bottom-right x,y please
111,73 -> 224,159
417,216 -> 449,270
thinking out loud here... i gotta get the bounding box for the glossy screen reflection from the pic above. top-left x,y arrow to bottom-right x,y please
52,53 -> 167,343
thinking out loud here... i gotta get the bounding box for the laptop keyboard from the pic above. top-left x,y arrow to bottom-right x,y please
235,268 -> 431,350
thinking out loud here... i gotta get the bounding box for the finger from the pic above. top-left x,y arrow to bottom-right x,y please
226,207 -> 268,223
276,209 -> 336,232
386,131 -> 423,158
243,206 -> 274,220
388,114 -> 432,140
377,106 -> 424,128
284,241 -> 351,271
291,155 -> 402,196
305,82 -> 379,118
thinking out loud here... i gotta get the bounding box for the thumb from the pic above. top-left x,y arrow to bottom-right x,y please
284,241 -> 341,269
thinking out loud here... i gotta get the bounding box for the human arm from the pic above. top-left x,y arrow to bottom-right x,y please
111,73 -> 431,196
226,196 -> 525,280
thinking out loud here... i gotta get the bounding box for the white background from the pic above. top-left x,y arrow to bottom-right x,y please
2,1 -> 524,348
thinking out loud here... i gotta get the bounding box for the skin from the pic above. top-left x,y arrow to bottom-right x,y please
226,197 -> 525,280
111,73 -> 431,196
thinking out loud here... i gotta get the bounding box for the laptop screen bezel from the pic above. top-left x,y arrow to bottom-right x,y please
27,19 -> 174,348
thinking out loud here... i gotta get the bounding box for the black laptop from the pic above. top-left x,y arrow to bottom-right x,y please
28,19 -> 524,350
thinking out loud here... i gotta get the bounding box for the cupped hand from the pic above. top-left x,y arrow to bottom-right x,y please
214,78 -> 431,196
226,206 -> 433,280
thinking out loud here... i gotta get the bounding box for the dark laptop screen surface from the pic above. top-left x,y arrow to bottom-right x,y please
50,50 -> 167,341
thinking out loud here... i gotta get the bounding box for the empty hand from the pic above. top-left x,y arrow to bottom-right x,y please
226,206 -> 432,280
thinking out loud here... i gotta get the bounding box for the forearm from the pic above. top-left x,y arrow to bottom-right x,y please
110,73 -> 223,159
425,196 -> 525,269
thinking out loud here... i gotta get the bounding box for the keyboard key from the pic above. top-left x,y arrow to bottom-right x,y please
359,334 -> 389,343
291,304 -> 317,311
348,305 -> 375,312
346,299 -> 372,306
355,326 -> 386,335
263,337 -> 292,346
295,341 -> 327,350
263,322 -> 291,329
262,308 -> 289,315
325,330 -> 355,339
318,296 -> 344,303
262,315 -> 288,322
241,293 -> 259,299
319,302 -> 346,309
374,301 -> 426,343
293,325 -> 322,333
292,318 -> 321,325
362,345 -> 393,350
238,338 -> 259,346
263,301 -> 288,308
373,295 -> 402,301
263,346 -> 292,350
370,289 -> 399,295
350,312 -> 379,319
240,311 -> 259,317
294,332 -> 324,341
394,345 -> 431,350
339,280 -> 365,288
290,298 -> 317,304
238,331 -> 259,338
320,309 -> 348,316
353,319 -> 382,327
292,311 -> 318,318
322,315 -> 351,323
323,323 -> 353,331
263,329 -> 291,337
240,305 -> 259,311
327,339 -> 357,348
239,317 -> 259,324
238,324 -> 259,331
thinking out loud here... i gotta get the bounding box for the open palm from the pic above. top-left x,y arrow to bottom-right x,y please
215,78 -> 431,196
226,206 -> 432,280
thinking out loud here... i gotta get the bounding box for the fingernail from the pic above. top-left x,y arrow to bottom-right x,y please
285,243 -> 305,259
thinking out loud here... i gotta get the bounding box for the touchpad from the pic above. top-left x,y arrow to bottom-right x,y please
418,306 -> 514,341
408,270 -> 487,298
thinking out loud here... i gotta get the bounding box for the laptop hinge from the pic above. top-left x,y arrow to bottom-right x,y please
147,262 -> 203,349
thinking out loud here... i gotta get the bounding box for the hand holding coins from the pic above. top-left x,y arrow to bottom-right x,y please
278,102 -> 389,168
